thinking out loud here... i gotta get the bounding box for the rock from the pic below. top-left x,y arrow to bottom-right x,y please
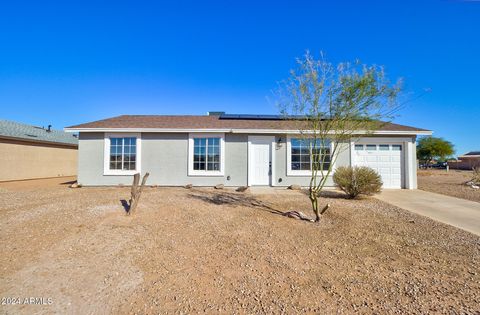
236,186 -> 249,192
185,184 -> 193,189
472,185 -> 479,189
408,219 -> 415,223
69,183 -> 79,188
214,184 -> 224,189
288,184 -> 301,190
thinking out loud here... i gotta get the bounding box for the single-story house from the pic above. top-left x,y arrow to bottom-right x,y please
0,120 -> 78,182
65,113 -> 432,189
448,151 -> 480,170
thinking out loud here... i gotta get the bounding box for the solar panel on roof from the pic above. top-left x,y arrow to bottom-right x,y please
219,114 -> 307,120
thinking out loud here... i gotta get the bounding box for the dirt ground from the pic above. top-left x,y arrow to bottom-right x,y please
418,169 -> 480,203
0,178 -> 479,314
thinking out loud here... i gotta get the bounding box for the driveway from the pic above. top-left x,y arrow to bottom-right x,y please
376,189 -> 480,236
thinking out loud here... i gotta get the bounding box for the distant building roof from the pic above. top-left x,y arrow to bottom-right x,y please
0,119 -> 78,146
464,151 -> 480,156
459,151 -> 480,158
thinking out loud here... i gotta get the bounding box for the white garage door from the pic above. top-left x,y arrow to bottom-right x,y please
353,143 -> 403,189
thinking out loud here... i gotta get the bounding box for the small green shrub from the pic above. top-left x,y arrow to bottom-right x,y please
333,166 -> 383,199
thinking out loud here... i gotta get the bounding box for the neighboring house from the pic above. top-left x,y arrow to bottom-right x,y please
448,151 -> 480,170
0,120 -> 78,182
65,113 -> 432,189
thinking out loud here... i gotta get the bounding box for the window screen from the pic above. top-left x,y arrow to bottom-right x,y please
109,137 -> 136,170
193,138 -> 221,171
291,138 -> 331,171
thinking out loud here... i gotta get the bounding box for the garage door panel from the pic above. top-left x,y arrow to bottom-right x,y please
379,156 -> 390,162
391,168 -> 401,175
355,156 -> 365,163
379,167 -> 391,174
353,143 -> 403,189
391,156 -> 401,162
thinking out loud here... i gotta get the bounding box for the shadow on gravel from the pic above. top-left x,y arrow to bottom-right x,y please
120,199 -> 130,213
317,190 -> 350,199
298,189 -> 349,199
60,180 -> 77,185
188,191 -> 286,217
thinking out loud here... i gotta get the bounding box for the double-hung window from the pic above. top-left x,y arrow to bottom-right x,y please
188,133 -> 225,176
104,133 -> 141,175
288,137 -> 331,175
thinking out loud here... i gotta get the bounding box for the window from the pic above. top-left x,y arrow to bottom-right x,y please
110,137 -> 137,170
188,133 -> 225,176
355,144 -> 364,151
104,133 -> 141,175
366,144 -> 377,151
288,137 -> 331,175
193,137 -> 220,171
392,144 -> 402,151
379,144 -> 390,151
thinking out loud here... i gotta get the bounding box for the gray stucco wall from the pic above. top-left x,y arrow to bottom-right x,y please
273,135 -> 351,187
78,132 -> 416,188
78,132 -> 247,186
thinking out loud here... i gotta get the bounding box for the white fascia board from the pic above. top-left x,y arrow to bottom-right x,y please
64,128 -> 232,133
65,127 -> 433,136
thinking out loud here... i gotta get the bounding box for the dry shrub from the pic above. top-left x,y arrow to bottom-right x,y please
472,167 -> 480,185
333,166 -> 383,199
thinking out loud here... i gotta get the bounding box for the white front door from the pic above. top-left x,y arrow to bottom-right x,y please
249,136 -> 274,186
353,143 -> 403,188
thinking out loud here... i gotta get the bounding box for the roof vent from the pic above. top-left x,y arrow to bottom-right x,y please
47,125 -> 52,132
207,111 -> 225,116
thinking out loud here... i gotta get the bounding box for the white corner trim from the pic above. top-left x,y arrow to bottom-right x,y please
271,137 -> 276,187
247,139 -> 251,186
286,135 -> 335,177
187,133 -> 225,177
103,132 -> 142,176
405,140 -> 416,189
349,140 -> 355,168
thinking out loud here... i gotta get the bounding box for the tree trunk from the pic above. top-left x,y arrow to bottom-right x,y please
309,188 -> 330,222
128,172 -> 149,215
309,189 -> 320,222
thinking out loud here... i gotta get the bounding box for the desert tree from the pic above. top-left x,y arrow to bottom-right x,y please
416,136 -> 454,167
277,52 -> 401,222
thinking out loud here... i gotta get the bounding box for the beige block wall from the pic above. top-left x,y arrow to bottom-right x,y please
0,139 -> 78,181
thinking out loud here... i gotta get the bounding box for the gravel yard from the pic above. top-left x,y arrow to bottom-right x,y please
418,169 -> 480,203
1,178 -> 479,314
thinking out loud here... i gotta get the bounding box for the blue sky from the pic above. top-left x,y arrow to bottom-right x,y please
0,0 -> 478,154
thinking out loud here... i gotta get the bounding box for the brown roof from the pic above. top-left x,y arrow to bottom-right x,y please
66,115 -> 430,133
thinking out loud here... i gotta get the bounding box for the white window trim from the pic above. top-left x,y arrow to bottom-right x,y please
286,135 -> 335,177
103,132 -> 142,176
188,133 -> 225,176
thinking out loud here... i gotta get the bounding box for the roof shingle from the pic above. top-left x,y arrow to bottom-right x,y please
0,120 -> 78,146
66,115 -> 430,133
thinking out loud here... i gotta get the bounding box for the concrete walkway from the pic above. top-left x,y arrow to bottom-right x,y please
376,189 -> 480,236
